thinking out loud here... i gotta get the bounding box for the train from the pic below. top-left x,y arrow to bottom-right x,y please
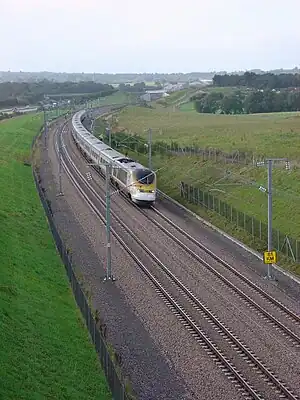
71,110 -> 157,205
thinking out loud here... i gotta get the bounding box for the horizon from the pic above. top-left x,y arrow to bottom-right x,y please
1,67 -> 299,75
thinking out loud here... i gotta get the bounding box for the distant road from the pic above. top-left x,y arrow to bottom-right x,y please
0,106 -> 38,115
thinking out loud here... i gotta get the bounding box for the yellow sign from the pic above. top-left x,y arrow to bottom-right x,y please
263,251 -> 277,264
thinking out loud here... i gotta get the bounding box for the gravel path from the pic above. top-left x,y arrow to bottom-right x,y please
37,119 -> 246,400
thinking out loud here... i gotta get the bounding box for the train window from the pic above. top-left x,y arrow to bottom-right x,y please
118,158 -> 135,164
116,169 -> 126,184
120,170 -> 127,183
136,169 -> 155,184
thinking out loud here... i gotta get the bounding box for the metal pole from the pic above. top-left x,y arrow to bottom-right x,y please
148,128 -> 152,170
267,159 -> 273,279
44,108 -> 47,147
108,126 -> 111,147
58,141 -> 63,196
105,163 -> 112,280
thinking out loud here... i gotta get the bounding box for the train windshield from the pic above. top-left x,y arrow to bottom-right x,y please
136,169 -> 155,185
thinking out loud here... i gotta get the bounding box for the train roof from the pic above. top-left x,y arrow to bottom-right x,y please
72,110 -> 152,172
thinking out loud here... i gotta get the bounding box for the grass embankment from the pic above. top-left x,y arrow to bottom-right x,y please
0,114 -> 111,399
113,106 -> 300,273
179,102 -> 196,112
96,91 -> 138,106
156,88 -> 198,108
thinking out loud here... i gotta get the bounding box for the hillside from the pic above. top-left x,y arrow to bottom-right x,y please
0,114 -> 111,400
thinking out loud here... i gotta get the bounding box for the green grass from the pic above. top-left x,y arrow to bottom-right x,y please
203,86 -> 248,94
117,106 -> 300,159
114,106 -> 300,273
157,89 -> 196,107
0,114 -> 111,399
179,101 -> 196,112
96,91 -> 139,106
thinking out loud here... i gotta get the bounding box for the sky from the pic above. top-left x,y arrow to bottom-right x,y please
1,0 -> 299,73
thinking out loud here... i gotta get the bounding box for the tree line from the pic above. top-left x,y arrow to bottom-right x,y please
213,71 -> 300,89
2,69 -> 300,84
192,89 -> 300,114
0,80 -> 115,108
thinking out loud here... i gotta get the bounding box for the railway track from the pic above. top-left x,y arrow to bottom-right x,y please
138,206 -> 300,344
54,123 -> 300,400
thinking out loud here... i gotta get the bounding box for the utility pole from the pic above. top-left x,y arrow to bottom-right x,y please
148,127 -> 152,170
267,159 -> 273,279
104,162 -> 113,281
106,126 -> 111,147
257,157 -> 289,279
57,139 -> 65,197
43,107 -> 47,147
58,143 -> 63,195
88,160 -> 117,282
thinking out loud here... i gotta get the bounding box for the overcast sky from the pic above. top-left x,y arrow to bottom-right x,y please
1,0 -> 299,73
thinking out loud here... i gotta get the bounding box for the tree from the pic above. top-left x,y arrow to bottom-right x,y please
221,95 -> 243,114
213,71 -> 300,89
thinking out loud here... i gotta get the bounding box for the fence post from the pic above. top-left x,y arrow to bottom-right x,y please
230,205 -> 233,223
197,188 -> 200,205
259,220 -> 262,240
251,217 -> 254,237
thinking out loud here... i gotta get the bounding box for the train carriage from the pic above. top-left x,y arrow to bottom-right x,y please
71,110 -> 157,205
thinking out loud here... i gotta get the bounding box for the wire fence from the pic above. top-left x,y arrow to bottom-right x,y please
179,181 -> 299,263
32,120 -> 130,400
167,146 -> 264,165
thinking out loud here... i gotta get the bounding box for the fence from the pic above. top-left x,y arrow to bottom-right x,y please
167,146 -> 263,165
180,181 -> 299,263
32,119 -> 130,399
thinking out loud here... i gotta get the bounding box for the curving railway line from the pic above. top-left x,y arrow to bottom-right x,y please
49,109 -> 300,400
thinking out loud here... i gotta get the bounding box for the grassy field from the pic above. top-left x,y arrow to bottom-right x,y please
0,115 -> 111,399
179,101 -> 196,112
156,88 -> 199,107
112,106 -> 300,273
117,106 -> 300,159
202,86 -> 245,94
97,91 -> 139,105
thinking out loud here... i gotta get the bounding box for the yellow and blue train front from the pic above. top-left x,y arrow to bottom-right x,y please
131,169 -> 156,203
